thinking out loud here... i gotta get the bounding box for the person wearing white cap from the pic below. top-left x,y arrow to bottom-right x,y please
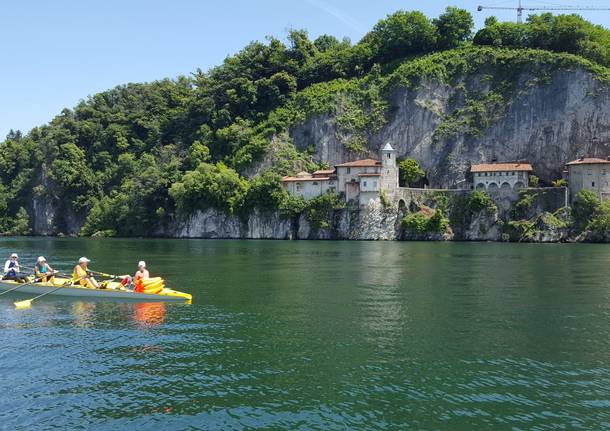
3,253 -> 27,282
133,260 -> 150,292
72,257 -> 99,288
34,256 -> 56,283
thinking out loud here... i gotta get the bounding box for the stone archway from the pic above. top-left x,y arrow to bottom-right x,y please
475,183 -> 486,190
398,199 -> 406,211
501,182 -> 511,190
488,182 -> 499,191
514,181 -> 525,190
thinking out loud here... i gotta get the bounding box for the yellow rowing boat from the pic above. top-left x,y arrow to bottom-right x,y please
0,276 -> 192,303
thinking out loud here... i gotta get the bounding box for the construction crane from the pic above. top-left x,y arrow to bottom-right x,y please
477,0 -> 610,23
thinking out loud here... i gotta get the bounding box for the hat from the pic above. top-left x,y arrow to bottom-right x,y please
138,260 -> 146,268
10,253 -> 18,258
37,256 -> 46,263
78,257 -> 91,264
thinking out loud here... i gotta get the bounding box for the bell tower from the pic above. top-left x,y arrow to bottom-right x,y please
380,143 -> 398,192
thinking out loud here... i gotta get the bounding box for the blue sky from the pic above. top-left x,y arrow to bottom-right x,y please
1,0 -> 609,138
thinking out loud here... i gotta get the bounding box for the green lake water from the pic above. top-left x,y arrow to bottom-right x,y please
1,237 -> 609,430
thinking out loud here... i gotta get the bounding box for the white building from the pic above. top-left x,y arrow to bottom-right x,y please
565,157 -> 610,200
471,162 -> 533,191
282,143 -> 399,204
281,170 -> 337,200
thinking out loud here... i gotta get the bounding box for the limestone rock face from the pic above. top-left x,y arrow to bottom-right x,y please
30,168 -> 83,236
343,200 -> 399,240
291,69 -> 610,188
159,188 -> 575,242
168,209 -> 294,239
463,210 -> 501,241
290,115 -> 352,167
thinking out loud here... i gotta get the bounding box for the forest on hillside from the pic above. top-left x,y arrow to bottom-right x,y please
2,8 -> 610,236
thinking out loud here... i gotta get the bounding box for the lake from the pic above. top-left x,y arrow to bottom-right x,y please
1,238 -> 609,430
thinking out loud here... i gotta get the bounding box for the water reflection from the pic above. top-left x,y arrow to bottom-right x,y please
72,302 -> 97,328
134,302 -> 167,327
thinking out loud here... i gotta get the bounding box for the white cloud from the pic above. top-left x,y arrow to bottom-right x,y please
306,0 -> 366,32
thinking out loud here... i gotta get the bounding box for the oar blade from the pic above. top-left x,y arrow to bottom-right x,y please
14,299 -> 32,309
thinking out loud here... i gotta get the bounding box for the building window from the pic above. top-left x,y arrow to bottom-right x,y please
296,183 -> 302,191
592,181 -> 596,187
387,153 -> 391,159
347,168 -> 351,174
373,181 -> 377,188
313,181 -> 318,185
363,181 -> 367,187
603,169 -> 607,175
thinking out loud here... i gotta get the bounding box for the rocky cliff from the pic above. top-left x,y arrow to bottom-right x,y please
160,187 -> 568,242
290,68 -> 610,188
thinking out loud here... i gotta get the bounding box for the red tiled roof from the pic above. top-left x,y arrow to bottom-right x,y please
471,162 -> 533,173
358,172 -> 381,177
335,159 -> 381,167
282,176 -> 331,182
313,169 -> 336,175
566,157 -> 610,165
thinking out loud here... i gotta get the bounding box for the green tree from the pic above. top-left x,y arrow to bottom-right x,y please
398,158 -> 425,186
573,190 -> 601,230
305,191 -> 345,229
587,199 -> 610,232
468,190 -> 495,212
7,207 -> 31,235
313,35 -> 349,52
402,211 -> 429,233
369,11 -> 437,63
170,162 -> 249,213
473,12 -> 610,66
49,143 -> 98,210
433,7 -> 474,49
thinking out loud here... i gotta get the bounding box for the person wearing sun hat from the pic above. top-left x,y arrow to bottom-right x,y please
72,256 -> 99,288
133,260 -> 150,293
3,253 -> 27,282
34,256 -> 56,283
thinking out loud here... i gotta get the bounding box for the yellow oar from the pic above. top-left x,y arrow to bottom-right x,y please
14,280 -> 72,310
88,270 -> 119,279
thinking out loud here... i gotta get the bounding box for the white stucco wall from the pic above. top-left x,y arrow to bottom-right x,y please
473,171 -> 529,190
283,179 -> 337,200
360,176 -> 380,192
568,164 -> 610,200
336,166 -> 381,193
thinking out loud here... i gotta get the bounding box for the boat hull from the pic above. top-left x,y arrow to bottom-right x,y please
0,280 -> 191,303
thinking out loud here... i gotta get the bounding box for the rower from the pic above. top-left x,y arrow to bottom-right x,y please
34,256 -> 56,283
73,257 -> 99,288
133,261 -> 150,293
3,253 -> 27,282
